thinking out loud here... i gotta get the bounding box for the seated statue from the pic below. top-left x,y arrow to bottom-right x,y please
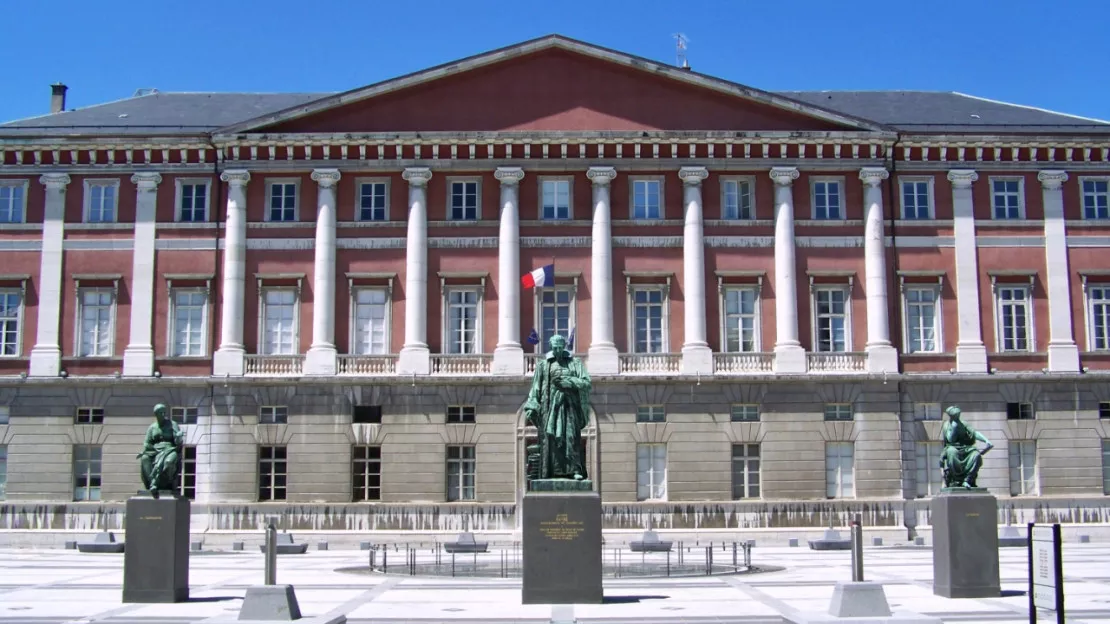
939,405 -> 993,489
137,403 -> 185,498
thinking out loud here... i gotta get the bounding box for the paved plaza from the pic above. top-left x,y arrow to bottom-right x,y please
0,539 -> 1108,624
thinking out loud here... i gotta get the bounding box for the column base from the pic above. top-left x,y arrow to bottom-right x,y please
28,345 -> 62,377
1046,341 -> 1080,373
122,345 -> 155,377
586,344 -> 619,375
955,343 -> 988,374
397,345 -> 430,375
304,346 -> 338,376
773,344 -> 807,374
680,344 -> 714,375
492,345 -> 525,375
212,347 -> 246,377
865,344 -> 898,374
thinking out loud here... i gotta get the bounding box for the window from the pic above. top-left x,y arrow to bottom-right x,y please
636,405 -> 665,423
0,289 -> 22,356
636,443 -> 667,501
1103,440 -> 1110,495
0,406 -> 8,424
815,288 -> 848,352
171,407 -> 198,425
176,180 -> 209,222
1088,285 -> 1110,351
449,180 -> 479,221
261,289 -> 297,355
723,288 -> 758,353
730,404 -> 760,422
358,180 -> 388,221
352,405 -> 382,424
446,405 -> 476,424
632,179 -> 662,219
75,407 -> 104,425
0,445 -> 6,500
722,178 -> 753,220
259,406 -> 288,424
445,288 -> 480,354
1100,402 -> 1110,419
77,288 -> 115,357
812,179 -> 842,220
1082,179 -> 1109,220
84,181 -> 118,223
538,288 -> 573,352
825,442 -> 854,499
901,179 -> 932,220
0,181 -> 26,223
352,288 -> 388,355
541,179 -> 571,220
170,289 -> 207,357
258,446 -> 287,501
73,445 -> 102,501
731,443 -> 760,499
905,287 -> 939,353
914,441 -> 943,498
1008,440 -> 1037,496
914,402 -> 942,421
997,286 -> 1032,352
178,446 -> 196,500
446,445 -> 476,501
824,404 -> 853,421
991,178 -> 1023,219
267,180 -> 298,222
1006,402 -> 1035,420
352,445 -> 382,502
632,288 -> 666,353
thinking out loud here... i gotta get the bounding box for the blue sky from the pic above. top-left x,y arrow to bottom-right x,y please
2,0 -> 1108,124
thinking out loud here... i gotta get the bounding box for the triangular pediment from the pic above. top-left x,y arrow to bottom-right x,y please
219,36 -> 883,136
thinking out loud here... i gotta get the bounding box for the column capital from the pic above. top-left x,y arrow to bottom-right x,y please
769,167 -> 799,186
946,169 -> 979,189
494,166 -> 525,186
310,168 -> 342,188
587,166 -> 617,186
39,173 -> 71,190
678,166 -> 709,186
130,172 -> 163,192
1037,170 -> 1068,190
858,167 -> 889,187
220,169 -> 251,187
402,167 -> 433,187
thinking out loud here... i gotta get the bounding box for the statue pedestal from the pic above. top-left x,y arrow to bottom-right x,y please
522,489 -> 602,604
931,489 -> 1000,598
123,492 -> 190,603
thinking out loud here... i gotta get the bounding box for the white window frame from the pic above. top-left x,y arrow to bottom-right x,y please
168,287 -> 209,357
730,404 -> 760,422
349,285 -> 392,355
901,282 -> 943,354
825,442 -> 855,499
812,284 -> 852,353
442,284 -> 484,355
356,177 -> 390,222
0,179 -> 28,224
1085,281 -> 1110,352
628,282 -> 670,354
265,178 -> 300,222
990,177 -> 1025,220
731,443 -> 760,500
446,405 -> 477,424
446,445 -> 476,502
352,444 -> 382,502
533,283 -> 577,354
636,405 -> 666,423
720,285 -> 761,353
177,445 -> 197,499
75,407 -> 105,424
258,445 -> 287,501
914,402 -> 942,421
1080,177 -> 1110,221
0,444 -> 7,501
75,283 -> 118,357
170,406 -> 199,425
258,283 -> 301,356
83,179 -> 119,223
73,444 -> 102,501
174,178 -> 211,223
810,176 -> 845,220
720,176 -> 755,220
0,284 -> 26,358
991,276 -> 1035,353
898,176 -> 934,220
914,441 -> 943,498
539,177 -> 573,220
447,177 -> 482,221
259,405 -> 288,424
1008,440 -> 1038,496
823,403 -> 854,421
636,443 -> 667,501
629,176 -> 664,220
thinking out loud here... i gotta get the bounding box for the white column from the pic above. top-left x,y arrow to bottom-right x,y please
679,166 -> 713,374
586,166 -> 619,374
122,172 -> 163,376
859,167 -> 898,373
493,166 -> 526,375
770,167 -> 806,373
304,168 -> 341,376
1039,170 -> 1080,372
213,170 -> 250,377
28,173 -> 71,377
949,170 -> 988,373
397,167 -> 433,375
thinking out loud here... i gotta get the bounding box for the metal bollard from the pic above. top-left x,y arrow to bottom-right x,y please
264,523 -> 277,585
850,515 -> 864,582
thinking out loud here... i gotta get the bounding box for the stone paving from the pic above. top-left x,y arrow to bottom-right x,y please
0,541 -> 1107,623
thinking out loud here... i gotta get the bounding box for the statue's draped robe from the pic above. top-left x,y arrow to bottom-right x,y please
523,352 -> 591,480
940,419 -> 982,486
140,420 -> 183,490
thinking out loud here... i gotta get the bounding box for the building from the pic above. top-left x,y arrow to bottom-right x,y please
1,36 -> 1109,539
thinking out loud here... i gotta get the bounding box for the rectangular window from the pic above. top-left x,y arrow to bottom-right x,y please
538,288 -> 572,352
1100,402 -> 1110,419
446,445 -> 476,501
914,402 -> 942,421
632,288 -> 665,353
170,289 -> 206,357
722,178 -> 753,220
352,445 -> 382,502
905,287 -> 939,353
170,406 -> 198,425
815,288 -> 848,352
914,441 -> 943,498
258,446 -> 287,501
541,179 -> 570,220
1083,179 -> 1110,220
0,290 -> 22,356
75,407 -> 104,425
636,405 -> 666,423
812,180 -> 842,220
997,286 -> 1031,351
352,288 -> 388,355
636,443 -> 667,501
449,180 -> 479,221
632,179 -> 662,219
445,288 -> 480,354
0,445 -> 6,500
1088,286 -> 1110,351
824,404 -> 853,421
178,446 -> 196,500
446,405 -> 476,424
77,288 -> 115,357
825,442 -> 854,499
261,289 -> 297,355
259,406 -> 288,424
901,179 -> 932,220
1008,440 -> 1037,496
723,288 -> 757,353
352,405 -> 382,424
1103,440 -> 1110,495
730,404 -> 760,422
0,182 -> 25,223
992,179 -> 1023,219
267,181 -> 298,222
0,406 -> 8,424
85,182 -> 117,223
1006,402 -> 1035,420
731,443 -> 760,499
177,181 -> 209,222
73,444 -> 102,501
358,181 -> 388,221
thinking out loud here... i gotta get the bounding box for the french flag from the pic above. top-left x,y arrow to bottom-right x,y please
522,264 -> 554,289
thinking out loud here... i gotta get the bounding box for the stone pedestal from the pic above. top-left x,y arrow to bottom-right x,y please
522,490 -> 602,604
123,493 -> 190,603
931,489 -> 1000,598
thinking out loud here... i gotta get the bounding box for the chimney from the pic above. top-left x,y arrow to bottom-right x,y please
50,83 -> 68,114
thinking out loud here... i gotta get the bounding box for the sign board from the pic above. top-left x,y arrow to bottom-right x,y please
1027,523 -> 1064,624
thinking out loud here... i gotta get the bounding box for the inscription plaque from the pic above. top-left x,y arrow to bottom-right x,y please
522,492 -> 602,604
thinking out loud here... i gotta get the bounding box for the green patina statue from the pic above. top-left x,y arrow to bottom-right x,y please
523,334 -> 592,486
940,405 -> 994,489
137,403 -> 184,498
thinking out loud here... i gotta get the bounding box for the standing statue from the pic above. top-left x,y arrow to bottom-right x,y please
523,334 -> 592,483
940,405 -> 993,489
137,403 -> 184,498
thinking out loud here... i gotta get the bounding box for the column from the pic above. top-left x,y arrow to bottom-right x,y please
493,166 -> 526,375
679,166 -> 713,374
304,168 -> 341,375
397,167 -> 433,375
28,173 -> 71,377
122,172 -> 163,376
213,170 -> 250,377
586,166 -> 619,374
769,167 -> 806,373
1039,170 -> 1080,372
859,167 -> 898,373
948,170 -> 988,373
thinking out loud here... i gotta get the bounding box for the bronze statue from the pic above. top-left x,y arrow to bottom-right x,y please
523,334 -> 592,483
137,403 -> 184,498
940,405 -> 993,489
